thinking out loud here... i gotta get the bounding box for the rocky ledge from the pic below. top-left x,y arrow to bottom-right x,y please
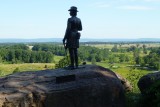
0,65 -> 125,107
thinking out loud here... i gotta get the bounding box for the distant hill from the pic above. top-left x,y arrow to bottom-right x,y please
0,38 -> 160,43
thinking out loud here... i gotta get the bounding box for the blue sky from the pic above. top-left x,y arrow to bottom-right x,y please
0,0 -> 160,39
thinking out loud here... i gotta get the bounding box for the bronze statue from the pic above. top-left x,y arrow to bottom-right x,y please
63,6 -> 82,69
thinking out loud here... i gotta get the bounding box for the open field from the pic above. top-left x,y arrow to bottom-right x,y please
87,43 -> 160,49
0,55 -> 64,77
0,63 -> 55,76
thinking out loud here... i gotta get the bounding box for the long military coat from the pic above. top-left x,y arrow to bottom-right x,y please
63,16 -> 82,48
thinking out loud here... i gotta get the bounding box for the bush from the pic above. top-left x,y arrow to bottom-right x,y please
55,56 -> 70,69
141,80 -> 160,107
44,65 -> 48,68
126,69 -> 145,92
13,67 -> 20,73
0,70 -> 4,76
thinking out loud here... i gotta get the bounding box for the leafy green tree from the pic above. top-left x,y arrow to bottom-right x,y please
0,55 -> 2,63
111,45 -> 118,52
133,49 -> 140,64
127,45 -> 136,52
22,51 -> 31,63
15,49 -> 22,61
8,50 -> 15,62
119,54 -> 126,62
30,51 -> 36,63
91,54 -> 96,64
46,52 -> 54,63
95,53 -> 102,62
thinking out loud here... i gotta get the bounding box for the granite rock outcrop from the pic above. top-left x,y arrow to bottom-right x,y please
0,65 -> 125,107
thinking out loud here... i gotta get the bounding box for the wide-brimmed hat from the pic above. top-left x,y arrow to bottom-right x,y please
68,6 -> 78,12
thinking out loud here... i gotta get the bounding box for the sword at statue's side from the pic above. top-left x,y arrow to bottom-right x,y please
63,43 -> 67,57
63,42 -> 69,66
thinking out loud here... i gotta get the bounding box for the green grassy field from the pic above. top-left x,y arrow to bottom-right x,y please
0,63 -> 55,76
54,55 -> 64,63
89,43 -> 160,49
0,55 -> 64,77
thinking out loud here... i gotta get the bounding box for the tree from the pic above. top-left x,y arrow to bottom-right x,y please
142,44 -> 147,54
8,50 -> 15,62
22,51 -> 31,63
136,44 -> 140,48
133,49 -> 140,64
46,52 -> 54,63
111,45 -> 118,52
0,55 -> 2,63
91,55 -> 96,64
30,51 -> 36,63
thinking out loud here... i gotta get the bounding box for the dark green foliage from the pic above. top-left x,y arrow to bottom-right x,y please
13,67 -> 20,73
0,44 -> 54,63
0,44 -> 29,50
44,65 -> 48,68
91,54 -> 96,64
0,70 -> 4,76
125,93 -> 142,107
127,45 -> 136,52
55,55 -> 70,69
140,80 -> 160,107
119,54 -> 130,62
55,54 -> 82,69
32,44 -> 65,56
111,44 -> 118,52
127,69 -> 145,92
143,47 -> 160,70
78,46 -> 110,62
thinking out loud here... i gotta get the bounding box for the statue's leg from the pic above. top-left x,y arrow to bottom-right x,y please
69,48 -> 75,68
74,48 -> 78,68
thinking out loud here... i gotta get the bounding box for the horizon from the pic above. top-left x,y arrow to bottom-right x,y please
0,0 -> 160,39
0,37 -> 160,39
0,37 -> 160,40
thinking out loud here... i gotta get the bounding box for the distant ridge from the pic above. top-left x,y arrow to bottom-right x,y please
0,38 -> 160,43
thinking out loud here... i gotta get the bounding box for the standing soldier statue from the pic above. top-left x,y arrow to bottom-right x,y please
63,6 -> 82,69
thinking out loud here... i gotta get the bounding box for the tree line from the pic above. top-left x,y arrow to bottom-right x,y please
0,44 -> 53,63
0,43 -> 159,70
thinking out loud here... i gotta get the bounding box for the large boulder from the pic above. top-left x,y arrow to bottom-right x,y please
138,72 -> 160,95
0,65 -> 125,107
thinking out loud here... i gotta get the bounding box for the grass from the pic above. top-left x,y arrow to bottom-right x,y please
0,63 -> 55,76
54,55 -> 64,63
0,55 -> 64,77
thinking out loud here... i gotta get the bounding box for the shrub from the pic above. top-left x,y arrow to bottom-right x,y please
0,70 -> 4,76
55,56 -> 70,69
13,67 -> 20,73
141,80 -> 160,107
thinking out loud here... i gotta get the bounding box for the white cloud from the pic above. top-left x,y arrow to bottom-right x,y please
118,5 -> 154,10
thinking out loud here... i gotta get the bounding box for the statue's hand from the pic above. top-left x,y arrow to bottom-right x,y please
63,39 -> 65,44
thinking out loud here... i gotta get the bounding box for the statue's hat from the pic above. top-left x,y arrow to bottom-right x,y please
68,6 -> 78,12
